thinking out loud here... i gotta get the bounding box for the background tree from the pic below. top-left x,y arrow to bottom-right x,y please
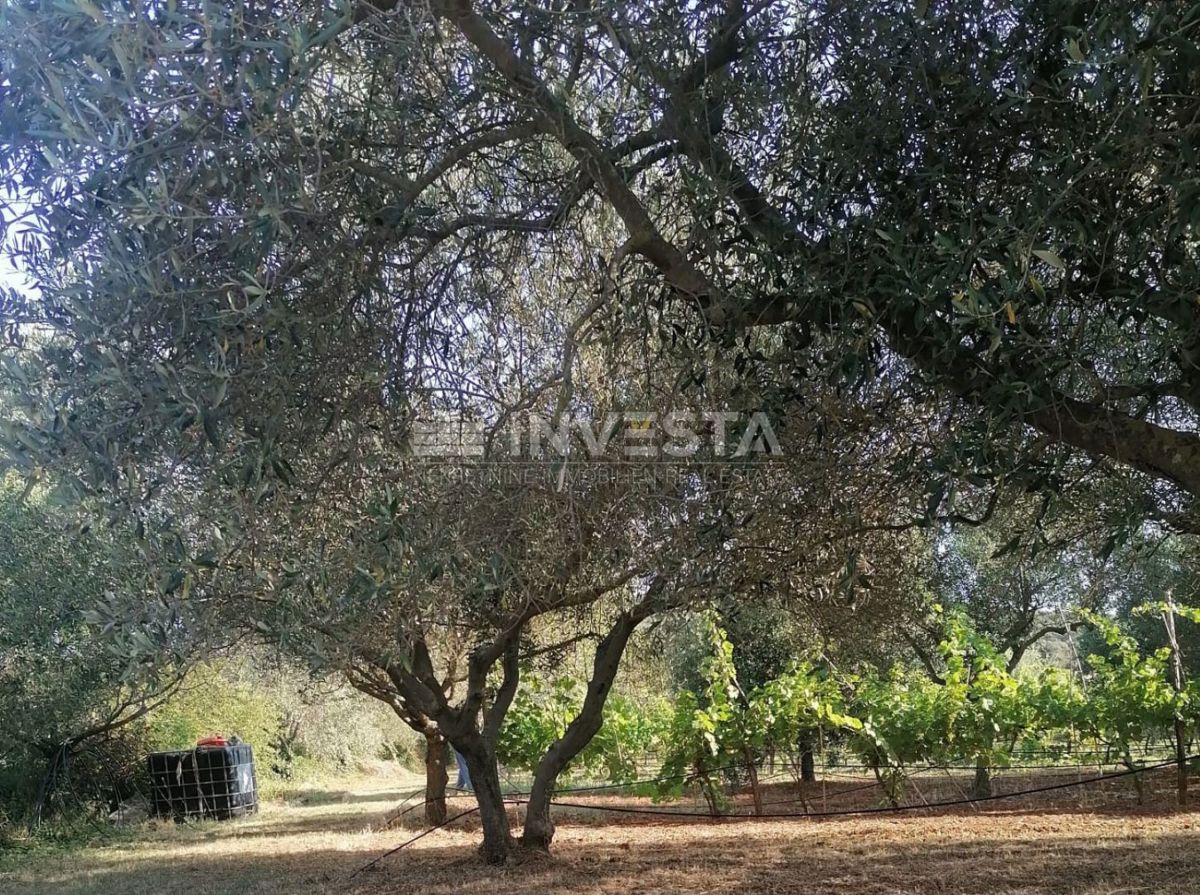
0,475 -> 190,827
1093,536 -> 1200,681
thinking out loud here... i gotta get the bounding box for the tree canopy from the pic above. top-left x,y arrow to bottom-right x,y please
3,1 -> 1200,520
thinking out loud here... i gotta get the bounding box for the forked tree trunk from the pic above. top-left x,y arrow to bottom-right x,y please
356,632 -> 522,861
423,729 -> 448,825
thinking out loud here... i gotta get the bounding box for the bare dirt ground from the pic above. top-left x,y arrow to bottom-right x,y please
3,768 -> 1198,895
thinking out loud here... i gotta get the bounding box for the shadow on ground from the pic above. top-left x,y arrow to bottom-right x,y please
4,811 -> 1198,895
286,789 -> 422,807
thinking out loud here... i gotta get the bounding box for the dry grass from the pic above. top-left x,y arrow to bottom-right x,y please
3,768 -> 1198,895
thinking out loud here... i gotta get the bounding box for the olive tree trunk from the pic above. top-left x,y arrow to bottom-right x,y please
423,729 -> 449,825
436,636 -> 523,865
352,632 -> 524,863
521,607 -> 651,851
456,735 -> 515,864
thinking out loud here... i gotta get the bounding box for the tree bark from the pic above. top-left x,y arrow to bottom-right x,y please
1122,748 -> 1145,804
354,628 -> 527,861
423,729 -> 449,825
521,604 -> 653,850
971,755 -> 992,799
458,737 -> 514,864
1162,602 -> 1189,807
871,761 -> 901,809
800,746 -> 816,783
745,747 -> 764,816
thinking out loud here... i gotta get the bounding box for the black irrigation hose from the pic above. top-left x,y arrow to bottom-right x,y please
541,759 -> 770,795
351,805 -> 483,879
752,757 -> 1152,811
1003,744 -> 1168,755
883,761 -> 1169,773
756,777 -> 882,809
383,760 -> 770,827
388,757 -> 770,824
386,755 -> 1171,825
381,785 -> 431,823
355,755 -> 1197,877
701,758 -> 969,812
817,757 -> 1175,776
993,758 -> 1171,767
558,765 -> 802,796
386,795 -> 455,825
521,755 -> 1198,821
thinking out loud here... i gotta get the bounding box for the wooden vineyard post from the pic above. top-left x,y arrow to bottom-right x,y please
1162,597 -> 1188,807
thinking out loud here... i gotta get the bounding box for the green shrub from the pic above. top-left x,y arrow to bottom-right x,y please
498,675 -> 670,782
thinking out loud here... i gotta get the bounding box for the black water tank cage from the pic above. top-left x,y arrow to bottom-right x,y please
147,744 -> 258,820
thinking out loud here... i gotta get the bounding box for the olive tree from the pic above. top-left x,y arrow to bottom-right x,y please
4,0 -> 1198,859
0,475 -> 189,826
